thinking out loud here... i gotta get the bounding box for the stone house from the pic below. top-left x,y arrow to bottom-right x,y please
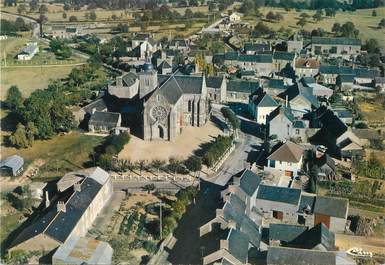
206,75 -> 227,103
318,65 -> 354,85
236,54 -> 273,76
313,196 -> 349,233
263,78 -> 286,96
226,80 -> 259,102
336,74 -> 355,91
243,42 -> 270,55
88,111 -> 122,134
265,141 -> 304,177
311,37 -> 361,58
278,82 -> 319,115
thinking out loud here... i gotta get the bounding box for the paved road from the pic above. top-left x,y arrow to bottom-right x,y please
208,116 -> 263,186
1,11 -> 40,38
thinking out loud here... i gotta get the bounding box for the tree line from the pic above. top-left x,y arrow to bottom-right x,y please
0,18 -> 32,35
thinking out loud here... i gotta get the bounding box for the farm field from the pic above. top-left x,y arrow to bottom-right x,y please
244,7 -> 385,48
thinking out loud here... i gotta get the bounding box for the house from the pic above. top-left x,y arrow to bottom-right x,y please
313,196 -> 349,233
201,225 -> 249,265
157,60 -> 173,75
0,155 -> 24,177
248,91 -> 279,124
168,38 -> 189,53
265,141 -> 304,177
315,154 -> 336,180
354,68 -> 381,85
373,77 -> 385,92
318,65 -> 354,85
52,236 -> 113,265
263,79 -> 286,96
236,54 -> 273,76
267,247 -> 356,265
336,74 -> 355,91
269,223 -> 308,246
9,167 -> 113,252
294,58 -> 320,77
311,37 -> 361,58
229,12 -> 242,22
278,82 -> 319,114
273,51 -> 296,72
88,111 -> 122,134
243,42 -> 270,55
287,33 -> 303,53
300,77 -> 333,98
227,80 -> 259,102
256,185 -> 302,222
206,75 -> 227,103
50,25 -> 83,39
333,108 -> 354,125
17,42 -> 38,61
74,98 -> 108,125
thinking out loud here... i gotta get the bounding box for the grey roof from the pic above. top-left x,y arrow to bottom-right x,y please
158,76 -> 183,104
227,229 -> 249,264
337,74 -> 355,83
265,79 -> 285,90
354,68 -> 380,78
244,43 -> 270,52
312,37 -> 361,46
257,185 -> 301,205
238,169 -> 262,196
122,72 -> 138,86
206,76 -> 224,89
319,65 -> 355,75
52,236 -> 113,265
157,60 -> 172,69
267,247 -> 337,265
227,80 -> 260,93
238,54 -> 272,63
268,105 -> 295,123
273,51 -> 295,61
0,155 -> 24,175
224,51 -> 238,61
301,77 -> 316,85
157,75 -> 204,103
82,98 -> 107,114
293,120 -> 306,128
279,82 -> 319,108
21,43 -> 38,55
89,111 -> 120,127
252,93 -> 279,108
240,216 -> 261,248
292,223 -> 335,251
298,195 -> 316,214
11,167 -> 109,247
269,223 -> 308,242
314,196 -> 348,219
223,193 -> 246,224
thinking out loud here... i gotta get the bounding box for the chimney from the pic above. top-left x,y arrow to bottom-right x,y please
91,107 -> 96,114
285,95 -> 288,108
117,76 -> 123,87
45,191 -> 50,208
57,201 -> 66,213
74,183 -> 81,192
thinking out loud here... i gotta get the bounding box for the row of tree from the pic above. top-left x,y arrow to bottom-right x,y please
0,18 -> 32,35
203,135 -> 233,167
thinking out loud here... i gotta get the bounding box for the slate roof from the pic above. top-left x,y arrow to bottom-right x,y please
227,80 -> 259,93
267,141 -> 303,163
298,195 -> 316,214
227,229 -> 249,264
21,43 -> 38,55
89,111 -> 120,127
292,223 -> 335,251
0,155 -> 24,175
314,196 -> 348,219
268,105 -> 295,123
240,216 -> 261,248
82,98 -> 107,114
238,54 -> 272,63
301,77 -> 316,85
354,68 -> 380,78
121,72 -> 138,86
206,76 -> 224,89
157,60 -> 172,70
223,193 -> 246,224
293,120 -> 306,129
238,169 -> 262,196
315,106 -> 348,139
269,223 -> 308,242
257,185 -> 301,205
337,74 -> 355,83
265,79 -> 285,90
244,43 -> 270,52
224,51 -> 238,61
252,92 -> 279,108
11,167 -> 109,247
312,37 -> 361,46
273,51 -> 295,61
267,247 -> 338,265
278,82 -> 319,108
319,65 -> 355,75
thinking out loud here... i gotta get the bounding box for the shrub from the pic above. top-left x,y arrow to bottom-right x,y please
202,135 -> 233,167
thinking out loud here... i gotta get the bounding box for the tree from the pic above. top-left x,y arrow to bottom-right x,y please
378,18 -> 385,28
143,184 -> 156,193
331,22 -> 341,33
17,4 -> 26,14
313,9 -> 323,21
151,159 -> 165,175
325,8 -> 336,17
62,12 -> 67,19
299,12 -> 310,18
111,14 -> 118,20
340,22 -> 359,38
137,160 -> 147,175
59,45 -> 72,59
9,123 -> 29,148
372,9 -> 377,16
184,156 -> 202,173
37,14 -> 47,37
6,85 -> 23,111
29,0 -> 38,12
69,15 -> 78,22
39,4 -> 48,14
89,10 -> 97,21
297,17 -> 307,28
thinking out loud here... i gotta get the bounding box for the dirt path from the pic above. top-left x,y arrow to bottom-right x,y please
335,234 -> 385,255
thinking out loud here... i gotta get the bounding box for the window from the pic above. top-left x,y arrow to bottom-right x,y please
188,100 -> 192,112
296,129 -> 300,135
156,95 -> 160,102
145,79 -> 150,86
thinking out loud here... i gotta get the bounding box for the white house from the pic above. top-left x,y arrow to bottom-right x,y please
249,92 -> 279,124
229,12 -> 242,22
266,141 -> 304,177
17,42 -> 38,61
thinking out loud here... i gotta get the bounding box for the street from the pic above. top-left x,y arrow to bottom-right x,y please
112,180 -> 195,192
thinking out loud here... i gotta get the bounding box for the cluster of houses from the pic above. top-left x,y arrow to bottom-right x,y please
199,169 -> 354,265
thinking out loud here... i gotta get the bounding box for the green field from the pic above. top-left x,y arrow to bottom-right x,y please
244,6 -> 385,48
1,131 -> 104,180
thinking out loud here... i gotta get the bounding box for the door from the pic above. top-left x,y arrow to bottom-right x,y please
285,170 -> 293,177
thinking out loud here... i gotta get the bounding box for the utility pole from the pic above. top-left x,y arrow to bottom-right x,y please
159,201 -> 163,240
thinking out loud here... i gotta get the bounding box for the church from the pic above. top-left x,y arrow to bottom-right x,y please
106,61 -> 209,141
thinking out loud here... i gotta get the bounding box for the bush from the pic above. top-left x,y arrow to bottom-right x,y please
202,135 -> 233,167
143,241 -> 157,253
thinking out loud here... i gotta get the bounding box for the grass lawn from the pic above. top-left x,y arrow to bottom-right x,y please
244,6 -> 385,48
355,92 -> 385,124
0,65 -> 80,99
1,131 -> 104,181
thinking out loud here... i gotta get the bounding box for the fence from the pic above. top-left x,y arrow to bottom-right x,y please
1,58 -> 85,67
211,143 -> 236,172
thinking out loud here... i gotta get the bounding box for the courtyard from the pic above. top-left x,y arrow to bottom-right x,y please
118,121 -> 224,162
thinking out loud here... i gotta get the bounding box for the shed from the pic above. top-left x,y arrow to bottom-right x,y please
0,155 -> 24,176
